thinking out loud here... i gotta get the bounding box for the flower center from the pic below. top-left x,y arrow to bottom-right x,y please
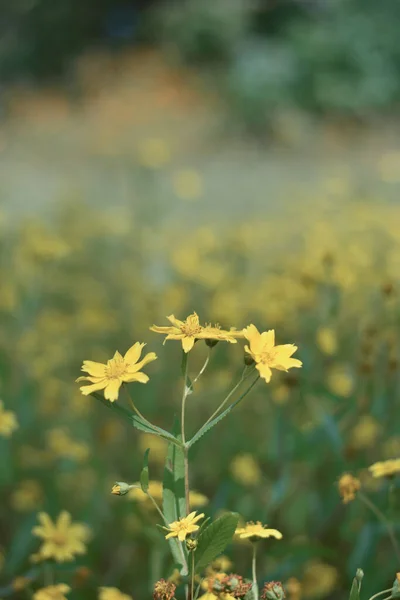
52,532 -> 67,546
260,349 -> 277,364
181,322 -> 202,337
105,357 -> 127,379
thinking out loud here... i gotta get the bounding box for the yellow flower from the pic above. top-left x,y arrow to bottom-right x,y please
11,479 -> 43,512
230,453 -> 262,486
33,584 -> 70,600
76,342 -> 157,402
32,511 -> 91,562
164,511 -> 205,541
302,560 -> 338,599
150,312 -> 242,353
235,521 -> 283,541
350,416 -> 380,450
327,365 -> 353,397
243,325 -> 302,383
98,587 -> 133,600
128,481 -> 208,508
316,327 -> 337,355
369,459 -> 400,478
338,473 -> 361,504
0,401 -> 18,438
46,429 -> 90,462
189,491 -> 209,508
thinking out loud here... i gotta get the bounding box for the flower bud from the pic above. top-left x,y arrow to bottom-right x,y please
244,354 -> 255,366
186,538 -> 198,551
262,581 -> 286,600
111,482 -> 131,496
205,338 -> 219,348
356,569 -> 364,584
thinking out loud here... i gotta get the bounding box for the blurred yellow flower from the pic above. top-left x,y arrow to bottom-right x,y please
350,416 -> 380,450
151,312 -> 242,353
99,587 -> 133,600
188,491 -> 208,508
230,453 -> 262,486
327,365 -> 354,397
164,511 -> 204,541
210,555 -> 233,573
243,326 -> 302,383
11,480 -> 43,512
33,584 -> 70,600
128,480 -> 208,508
316,327 -> 337,355
46,429 -> 90,462
271,384 -> 291,405
137,137 -> 170,169
32,511 -> 91,562
285,577 -> 302,600
369,459 -> 400,478
172,169 -> 203,201
235,521 -> 282,541
0,401 -> 18,438
138,434 -> 166,465
338,473 -> 361,504
302,560 -> 338,599
77,342 -> 157,402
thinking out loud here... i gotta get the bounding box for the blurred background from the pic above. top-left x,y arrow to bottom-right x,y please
1,0 -> 400,598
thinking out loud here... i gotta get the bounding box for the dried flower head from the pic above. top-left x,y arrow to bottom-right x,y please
338,473 -> 361,503
153,579 -> 176,600
262,582 -> 286,600
222,574 -> 253,598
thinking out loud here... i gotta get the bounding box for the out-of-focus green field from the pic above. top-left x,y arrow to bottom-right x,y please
1,49 -> 400,600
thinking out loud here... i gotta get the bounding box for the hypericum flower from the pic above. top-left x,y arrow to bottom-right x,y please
150,312 -> 243,353
0,400 -> 18,438
243,326 -> 302,383
163,511 -> 205,541
153,579 -> 176,600
235,521 -> 283,542
32,511 -> 91,562
369,459 -> 400,478
338,473 -> 361,503
33,584 -> 70,600
262,581 -> 286,600
99,587 -> 133,600
76,342 -> 157,402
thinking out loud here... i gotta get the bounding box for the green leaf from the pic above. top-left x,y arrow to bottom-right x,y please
91,392 -> 182,446
163,419 -> 188,575
188,376 -> 259,447
140,448 -> 150,493
349,578 -> 360,600
194,512 -> 239,573
392,577 -> 400,599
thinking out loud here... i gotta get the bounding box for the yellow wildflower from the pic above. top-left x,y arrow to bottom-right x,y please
98,587 -> 133,600
338,473 -> 361,504
0,401 -> 18,438
46,429 -> 90,462
32,511 -> 91,562
188,491 -> 209,508
285,578 -> 302,600
76,342 -> 157,402
350,416 -> 380,450
164,511 -> 205,541
128,481 -> 207,508
235,521 -> 283,541
243,325 -> 302,383
230,453 -> 262,486
33,584 -> 70,600
327,365 -> 353,397
11,480 -> 43,512
150,312 -> 242,353
316,327 -> 337,355
369,459 -> 400,478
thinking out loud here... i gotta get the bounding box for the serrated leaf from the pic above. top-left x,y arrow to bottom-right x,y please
349,578 -> 360,600
188,376 -> 259,447
91,392 -> 182,446
194,512 -> 239,572
163,419 -> 188,575
140,448 -> 150,493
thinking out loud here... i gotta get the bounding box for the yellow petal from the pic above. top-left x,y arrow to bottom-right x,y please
129,352 -> 157,373
104,379 -> 122,402
79,380 -> 107,396
81,360 -> 106,377
182,336 -> 195,353
124,372 -> 149,384
256,363 -> 272,383
167,314 -> 184,327
124,342 -> 145,365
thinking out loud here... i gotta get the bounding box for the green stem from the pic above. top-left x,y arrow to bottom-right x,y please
190,551 -> 195,600
181,352 -> 190,515
146,492 -> 168,525
124,384 -> 152,425
252,543 -> 259,600
190,350 -> 211,388
368,589 -> 393,600
358,491 -> 400,564
203,366 -> 253,428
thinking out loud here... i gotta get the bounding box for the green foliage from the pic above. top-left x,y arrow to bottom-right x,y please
140,448 -> 150,493
194,512 -> 239,573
